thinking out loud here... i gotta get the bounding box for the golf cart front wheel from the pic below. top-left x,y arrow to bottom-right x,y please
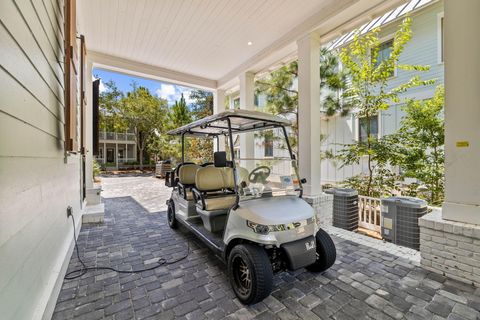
167,200 -> 178,229
306,228 -> 336,272
228,244 -> 273,305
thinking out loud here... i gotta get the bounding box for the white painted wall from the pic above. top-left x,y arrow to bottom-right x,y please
0,0 -> 84,319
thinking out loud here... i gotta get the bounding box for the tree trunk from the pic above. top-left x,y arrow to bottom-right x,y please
139,147 -> 144,170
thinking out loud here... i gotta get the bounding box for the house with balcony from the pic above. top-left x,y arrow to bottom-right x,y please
97,129 -> 137,169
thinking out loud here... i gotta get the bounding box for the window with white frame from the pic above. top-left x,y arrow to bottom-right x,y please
264,132 -> 274,157
373,39 -> 395,77
438,12 -> 444,63
358,115 -> 379,142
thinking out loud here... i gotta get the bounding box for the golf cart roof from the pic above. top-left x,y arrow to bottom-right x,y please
167,109 -> 291,137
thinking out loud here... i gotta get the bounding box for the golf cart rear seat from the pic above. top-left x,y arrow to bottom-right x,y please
177,163 -> 200,200
193,166 -> 236,232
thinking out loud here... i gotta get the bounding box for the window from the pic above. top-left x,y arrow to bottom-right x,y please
264,133 -> 273,157
438,13 -> 444,63
233,97 -> 240,109
358,115 -> 379,142
373,39 -> 394,77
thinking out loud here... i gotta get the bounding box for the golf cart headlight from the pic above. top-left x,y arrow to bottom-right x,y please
246,220 -> 270,235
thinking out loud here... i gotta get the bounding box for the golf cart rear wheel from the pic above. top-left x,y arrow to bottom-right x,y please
167,200 -> 178,229
228,244 -> 273,305
306,228 -> 336,272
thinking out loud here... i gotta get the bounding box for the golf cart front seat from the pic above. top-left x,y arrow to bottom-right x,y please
177,163 -> 200,200
193,166 -> 236,232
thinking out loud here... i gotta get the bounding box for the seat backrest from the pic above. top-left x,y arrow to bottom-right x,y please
221,167 -> 236,189
195,167 -> 225,191
178,164 -> 200,185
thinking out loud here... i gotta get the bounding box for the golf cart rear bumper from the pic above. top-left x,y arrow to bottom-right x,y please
281,236 -> 316,270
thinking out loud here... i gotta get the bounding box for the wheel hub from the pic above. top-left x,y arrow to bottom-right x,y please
233,257 -> 252,295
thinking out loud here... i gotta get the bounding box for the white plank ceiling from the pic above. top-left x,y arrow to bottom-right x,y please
78,0 -> 338,80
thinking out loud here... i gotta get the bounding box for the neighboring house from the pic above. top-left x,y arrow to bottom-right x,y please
227,0 -> 444,187
320,0 -> 444,185
97,129 -> 137,168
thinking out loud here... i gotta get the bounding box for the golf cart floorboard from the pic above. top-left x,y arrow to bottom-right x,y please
179,217 -> 225,256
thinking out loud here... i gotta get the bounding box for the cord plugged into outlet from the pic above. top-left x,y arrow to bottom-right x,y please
67,206 -> 73,218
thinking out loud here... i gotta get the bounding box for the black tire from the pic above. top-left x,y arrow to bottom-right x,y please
167,200 -> 178,229
228,244 -> 273,305
306,229 -> 336,272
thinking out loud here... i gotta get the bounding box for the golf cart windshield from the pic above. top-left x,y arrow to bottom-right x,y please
167,109 -> 303,202
233,126 -> 301,200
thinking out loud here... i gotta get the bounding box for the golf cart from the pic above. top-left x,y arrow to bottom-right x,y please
165,109 -> 336,304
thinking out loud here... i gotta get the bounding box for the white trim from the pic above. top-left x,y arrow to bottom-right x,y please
437,12 -> 444,64
89,51 -> 217,90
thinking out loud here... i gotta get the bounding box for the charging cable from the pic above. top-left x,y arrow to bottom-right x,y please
65,214 -> 189,280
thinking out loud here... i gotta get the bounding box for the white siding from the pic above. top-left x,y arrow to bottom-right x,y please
0,0 -> 83,319
321,1 -> 444,185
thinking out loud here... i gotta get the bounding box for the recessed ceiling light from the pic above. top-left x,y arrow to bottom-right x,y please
247,41 -> 253,46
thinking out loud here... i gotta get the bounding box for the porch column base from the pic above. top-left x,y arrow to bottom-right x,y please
419,209 -> 480,287
304,193 -> 333,227
83,186 -> 104,224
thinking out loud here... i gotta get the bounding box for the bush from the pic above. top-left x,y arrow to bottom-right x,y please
93,160 -> 101,177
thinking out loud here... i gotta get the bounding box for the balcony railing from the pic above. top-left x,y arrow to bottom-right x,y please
358,195 -> 381,233
99,132 -> 136,142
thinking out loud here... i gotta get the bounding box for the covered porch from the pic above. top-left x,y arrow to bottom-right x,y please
2,0 -> 480,319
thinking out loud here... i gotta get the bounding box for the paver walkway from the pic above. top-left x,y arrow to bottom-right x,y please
53,174 -> 480,320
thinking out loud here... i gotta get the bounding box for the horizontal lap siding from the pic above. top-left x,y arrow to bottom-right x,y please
321,2 -> 445,184
0,0 -> 82,319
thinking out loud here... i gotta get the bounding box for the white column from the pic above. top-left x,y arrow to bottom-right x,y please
442,0 -> 480,225
85,59 -> 94,188
213,89 -> 226,152
297,33 -> 321,197
239,72 -> 255,168
115,143 -> 118,168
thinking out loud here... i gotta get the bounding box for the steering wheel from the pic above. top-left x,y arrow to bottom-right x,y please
248,166 -> 271,184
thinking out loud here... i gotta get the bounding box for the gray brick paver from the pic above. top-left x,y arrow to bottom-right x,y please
51,175 -> 478,320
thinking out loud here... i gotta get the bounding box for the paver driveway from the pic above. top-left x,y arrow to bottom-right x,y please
53,174 -> 480,320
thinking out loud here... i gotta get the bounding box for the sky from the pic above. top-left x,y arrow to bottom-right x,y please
93,68 -> 195,106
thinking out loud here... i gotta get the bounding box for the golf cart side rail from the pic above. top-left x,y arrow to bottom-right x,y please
167,109 -> 291,136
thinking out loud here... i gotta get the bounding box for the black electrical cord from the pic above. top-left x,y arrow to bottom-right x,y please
64,214 -> 189,280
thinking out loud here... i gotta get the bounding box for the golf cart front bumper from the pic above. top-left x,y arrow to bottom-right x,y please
281,235 -> 316,270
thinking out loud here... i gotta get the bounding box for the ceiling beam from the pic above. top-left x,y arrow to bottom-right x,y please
88,51 -> 217,90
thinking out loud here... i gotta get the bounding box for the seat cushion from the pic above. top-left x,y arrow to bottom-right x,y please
196,167 -> 225,191
179,164 -> 200,185
203,195 -> 236,211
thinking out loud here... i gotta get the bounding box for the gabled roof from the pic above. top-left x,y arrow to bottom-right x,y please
327,0 -> 435,51
167,109 -> 291,137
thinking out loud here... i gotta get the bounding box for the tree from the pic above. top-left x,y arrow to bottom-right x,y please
255,48 -> 350,155
119,84 -> 168,169
154,93 -> 193,162
394,86 -> 445,205
98,80 -> 125,132
190,90 -> 213,119
188,90 -> 214,162
338,17 -> 435,197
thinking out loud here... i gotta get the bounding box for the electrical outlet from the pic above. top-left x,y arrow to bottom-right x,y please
67,206 -> 73,218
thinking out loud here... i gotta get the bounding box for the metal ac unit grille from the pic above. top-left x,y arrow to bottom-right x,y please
326,188 -> 358,231
381,197 -> 428,250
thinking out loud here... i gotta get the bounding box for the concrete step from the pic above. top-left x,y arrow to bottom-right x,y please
86,187 -> 102,205
82,203 -> 105,224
